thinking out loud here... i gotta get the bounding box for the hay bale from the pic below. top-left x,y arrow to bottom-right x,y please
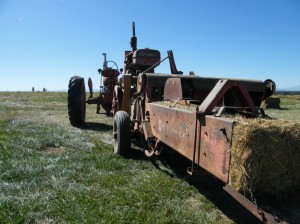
262,97 -> 281,109
229,118 -> 300,196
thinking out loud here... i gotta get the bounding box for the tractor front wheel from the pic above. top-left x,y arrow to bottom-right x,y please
113,111 -> 131,156
68,76 -> 86,126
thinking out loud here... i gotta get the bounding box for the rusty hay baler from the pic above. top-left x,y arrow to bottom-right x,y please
67,22 -> 289,223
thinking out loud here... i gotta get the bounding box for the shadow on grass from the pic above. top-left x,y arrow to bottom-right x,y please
125,137 -> 156,161
127,138 -> 260,223
266,107 -> 290,110
255,193 -> 300,224
151,149 -> 300,223
148,149 -> 262,224
279,107 -> 290,110
81,122 -> 113,131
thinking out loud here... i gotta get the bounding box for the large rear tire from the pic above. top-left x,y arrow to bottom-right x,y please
113,111 -> 131,156
68,76 -> 86,126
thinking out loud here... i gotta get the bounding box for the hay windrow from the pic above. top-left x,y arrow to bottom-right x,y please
229,118 -> 300,196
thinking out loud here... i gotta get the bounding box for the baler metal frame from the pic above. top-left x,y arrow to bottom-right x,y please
111,22 -> 281,224
68,22 -> 285,223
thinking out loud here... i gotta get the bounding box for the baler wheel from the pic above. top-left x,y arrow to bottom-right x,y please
68,76 -> 86,126
113,111 -> 131,155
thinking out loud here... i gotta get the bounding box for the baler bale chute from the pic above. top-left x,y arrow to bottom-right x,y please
67,22 -> 300,223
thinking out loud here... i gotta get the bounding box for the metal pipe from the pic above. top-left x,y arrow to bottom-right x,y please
142,55 -> 169,74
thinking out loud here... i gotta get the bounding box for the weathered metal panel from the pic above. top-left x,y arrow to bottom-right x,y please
147,103 -> 196,160
224,185 -> 279,224
198,116 -> 234,183
147,102 -> 234,183
142,121 -> 153,140
164,78 -> 182,101
145,73 -> 264,92
122,74 -> 131,114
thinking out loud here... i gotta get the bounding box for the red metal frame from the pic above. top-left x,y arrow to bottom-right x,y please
98,22 -> 279,223
224,185 -> 281,224
198,79 -> 258,115
141,73 -> 281,223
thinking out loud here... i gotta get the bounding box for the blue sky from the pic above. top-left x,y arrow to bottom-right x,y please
0,0 -> 299,91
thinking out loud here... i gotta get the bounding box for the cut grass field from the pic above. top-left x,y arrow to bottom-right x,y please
0,92 -> 298,224
264,94 -> 300,121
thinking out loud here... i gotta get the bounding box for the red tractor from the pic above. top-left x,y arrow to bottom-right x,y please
68,53 -> 121,125
67,22 -> 183,126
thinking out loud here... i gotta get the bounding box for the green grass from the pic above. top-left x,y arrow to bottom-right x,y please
0,92 -> 274,224
264,94 -> 300,121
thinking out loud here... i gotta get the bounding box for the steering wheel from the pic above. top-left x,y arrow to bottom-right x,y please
106,61 -> 118,70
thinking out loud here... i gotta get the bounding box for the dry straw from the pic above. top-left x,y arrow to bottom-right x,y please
229,118 -> 300,196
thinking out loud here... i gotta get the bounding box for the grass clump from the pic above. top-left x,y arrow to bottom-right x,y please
264,94 -> 300,121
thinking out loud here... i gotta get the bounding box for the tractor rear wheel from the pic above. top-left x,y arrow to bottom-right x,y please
68,76 -> 86,126
113,111 -> 131,156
